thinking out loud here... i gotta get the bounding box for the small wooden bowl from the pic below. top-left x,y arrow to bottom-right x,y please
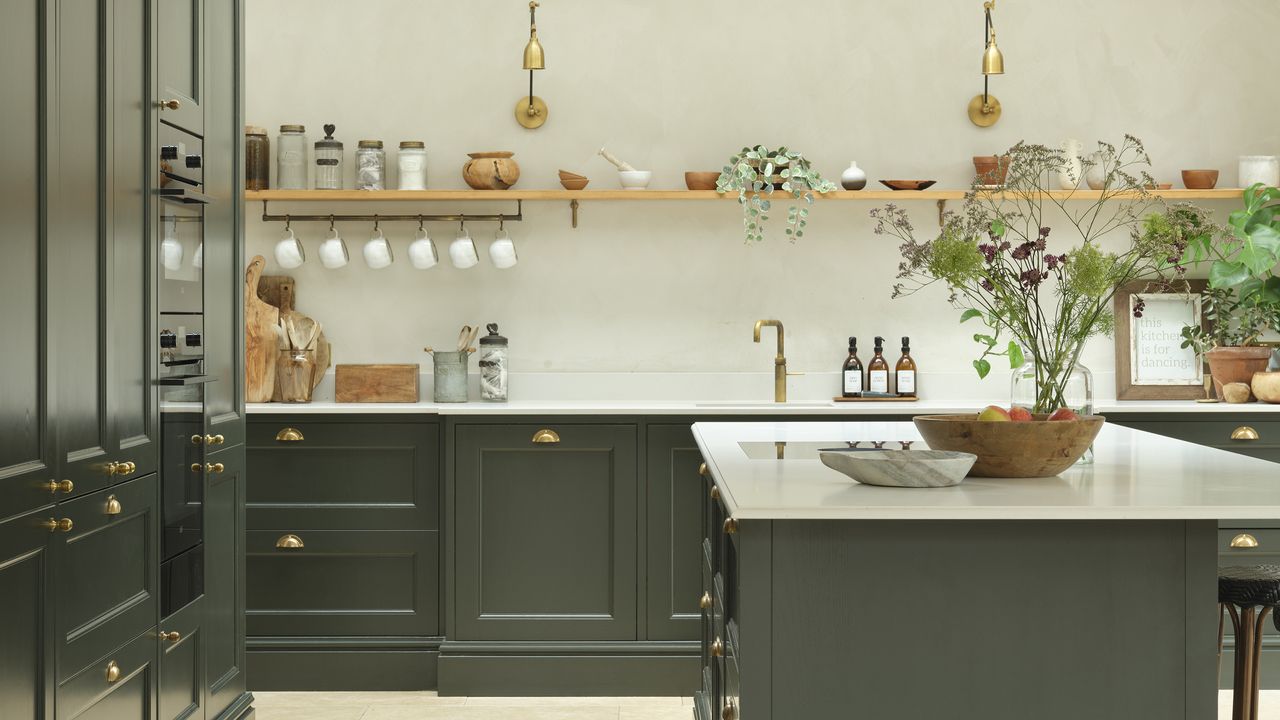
558,170 -> 589,190
684,172 -> 721,191
913,414 -> 1105,478
880,180 -> 937,191
1181,169 -> 1219,190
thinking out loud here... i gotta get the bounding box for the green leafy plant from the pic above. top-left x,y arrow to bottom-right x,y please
716,146 -> 836,243
875,136 -> 1212,412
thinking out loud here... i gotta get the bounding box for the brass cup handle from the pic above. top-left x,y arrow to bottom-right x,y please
699,591 -> 713,610
710,637 -> 724,658
105,661 -> 121,683
710,486 -> 720,501
532,429 -> 561,444
157,99 -> 180,110
723,518 -> 738,535
44,479 -> 74,494
276,427 -> 305,442
1232,426 -> 1261,441
160,631 -> 181,642
276,534 -> 305,549
699,462 -> 709,476
1231,533 -> 1260,549
105,495 -> 122,516
42,518 -> 74,533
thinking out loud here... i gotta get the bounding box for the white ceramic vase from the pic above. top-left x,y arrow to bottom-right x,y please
840,161 -> 867,191
1239,156 -> 1280,189
1085,151 -> 1109,190
1057,139 -> 1083,190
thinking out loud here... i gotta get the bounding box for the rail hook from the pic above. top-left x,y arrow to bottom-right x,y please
284,215 -> 291,232
328,215 -> 335,232
459,214 -> 466,231
373,214 -> 380,233
417,215 -> 425,232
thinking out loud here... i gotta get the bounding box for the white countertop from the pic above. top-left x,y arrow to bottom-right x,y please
692,421 -> 1280,521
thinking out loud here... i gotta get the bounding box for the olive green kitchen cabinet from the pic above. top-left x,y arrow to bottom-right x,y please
0,507 -> 57,720
57,630 -> 160,720
644,424 -> 705,641
203,446 -> 248,719
159,598 -> 204,720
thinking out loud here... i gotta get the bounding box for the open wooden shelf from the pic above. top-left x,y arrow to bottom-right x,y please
246,188 -> 1246,202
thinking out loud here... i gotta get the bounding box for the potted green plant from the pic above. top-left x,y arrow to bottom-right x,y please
874,136 -> 1211,413
716,146 -> 836,243
1178,183 -> 1280,399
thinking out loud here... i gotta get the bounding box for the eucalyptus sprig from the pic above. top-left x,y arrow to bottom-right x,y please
716,146 -> 837,243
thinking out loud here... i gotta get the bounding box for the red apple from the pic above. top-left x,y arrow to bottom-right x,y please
977,405 -> 1012,422
1048,407 -> 1080,421
1008,406 -> 1033,422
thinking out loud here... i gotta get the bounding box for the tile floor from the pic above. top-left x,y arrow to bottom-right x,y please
254,690 -> 1278,719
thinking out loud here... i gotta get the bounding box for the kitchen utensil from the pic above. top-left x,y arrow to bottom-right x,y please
274,225 -> 305,268
450,226 -> 479,268
335,364 -> 420,403
409,226 -> 439,269
244,256 -> 280,402
618,170 -> 652,190
432,351 -> 470,403
319,226 -> 349,268
362,225 -> 394,269
276,349 -> 316,403
819,449 -> 976,488
912,414 -> 1105,478
879,180 -> 937,191
489,228 -> 518,269
457,326 -> 474,352
684,172 -> 720,190
559,170 -> 589,190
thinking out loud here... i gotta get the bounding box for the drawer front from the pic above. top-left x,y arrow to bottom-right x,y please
57,628 -> 158,720
55,474 -> 159,677
247,419 -> 439,530
722,650 -> 741,720
159,597 -> 202,720
1113,418 -> 1280,463
247,529 -> 439,637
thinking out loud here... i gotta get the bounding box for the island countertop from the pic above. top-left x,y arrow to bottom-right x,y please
692,420 -> 1280,521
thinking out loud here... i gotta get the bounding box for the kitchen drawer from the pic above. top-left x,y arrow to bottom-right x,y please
159,597 -> 203,720
247,529 -> 439,637
55,474 -> 159,677
247,418 -> 439,530
722,635 -> 741,720
57,627 -> 158,720
1117,419 -> 1280,453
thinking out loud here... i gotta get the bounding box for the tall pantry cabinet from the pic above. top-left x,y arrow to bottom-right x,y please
0,1 -> 250,719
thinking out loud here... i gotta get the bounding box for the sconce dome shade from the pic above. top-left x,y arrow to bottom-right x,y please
523,34 -> 545,70
982,40 -> 1004,75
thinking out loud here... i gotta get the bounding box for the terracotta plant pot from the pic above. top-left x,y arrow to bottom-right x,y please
1181,169 -> 1219,190
973,155 -> 1011,186
463,152 -> 520,190
1252,371 -> 1280,404
1205,346 -> 1274,401
912,414 -> 1105,478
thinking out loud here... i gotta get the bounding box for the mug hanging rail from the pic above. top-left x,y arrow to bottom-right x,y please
259,199 -> 522,225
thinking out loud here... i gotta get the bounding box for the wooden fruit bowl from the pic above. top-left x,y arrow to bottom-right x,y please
912,414 -> 1105,478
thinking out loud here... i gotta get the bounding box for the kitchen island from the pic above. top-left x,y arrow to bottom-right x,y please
692,421 -> 1280,720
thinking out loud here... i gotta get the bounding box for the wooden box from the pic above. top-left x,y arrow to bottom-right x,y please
335,364 -> 420,403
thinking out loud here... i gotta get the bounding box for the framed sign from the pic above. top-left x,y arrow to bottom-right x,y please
1113,281 -> 1208,400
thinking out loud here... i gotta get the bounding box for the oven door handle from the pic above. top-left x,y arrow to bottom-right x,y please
158,374 -> 217,386
157,187 -> 213,205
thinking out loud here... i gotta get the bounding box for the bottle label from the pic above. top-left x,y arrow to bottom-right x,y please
869,370 -> 889,393
897,370 -> 916,393
843,370 -> 862,394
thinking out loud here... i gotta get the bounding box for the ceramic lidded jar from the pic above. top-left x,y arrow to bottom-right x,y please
840,161 -> 867,191
1239,156 -> 1280,189
478,323 -> 509,402
463,152 -> 520,190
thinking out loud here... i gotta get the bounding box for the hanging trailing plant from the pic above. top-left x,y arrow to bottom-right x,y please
716,146 -> 837,243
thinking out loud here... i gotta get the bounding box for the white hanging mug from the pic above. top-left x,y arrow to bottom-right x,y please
488,228 -> 518,269
449,225 -> 479,269
161,218 -> 183,272
318,227 -> 349,269
192,242 -> 203,270
362,226 -> 394,269
408,227 -> 439,269
274,226 -> 305,269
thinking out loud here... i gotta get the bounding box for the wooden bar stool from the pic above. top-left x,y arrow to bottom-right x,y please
1219,565 -> 1280,720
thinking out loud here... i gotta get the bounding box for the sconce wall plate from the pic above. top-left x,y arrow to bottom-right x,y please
967,93 -> 1001,127
515,95 -> 548,129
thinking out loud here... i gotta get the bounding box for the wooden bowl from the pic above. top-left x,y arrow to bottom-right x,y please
559,176 -> 589,190
684,171 -> 720,191
1181,169 -> 1219,190
913,414 -> 1105,478
880,180 -> 937,191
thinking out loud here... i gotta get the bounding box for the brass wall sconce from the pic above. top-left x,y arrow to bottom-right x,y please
968,0 -> 1004,127
515,1 -> 548,129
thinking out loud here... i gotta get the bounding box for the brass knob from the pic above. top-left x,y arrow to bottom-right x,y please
191,434 -> 203,445
276,534 -> 305,549
160,631 -> 181,642
699,591 -> 712,610
723,518 -> 738,535
1231,533 -> 1259,549
105,661 -> 121,683
42,518 -> 73,533
43,479 -> 74,494
532,429 -> 561,444
276,427 -> 305,442
106,462 -> 121,476
1232,426 -> 1260,441
207,434 -> 225,445
105,495 -> 122,516
711,638 -> 724,657
722,700 -> 737,720
710,486 -> 720,501
191,462 -> 203,473
207,463 -> 225,474
699,462 -> 709,476
157,99 -> 180,110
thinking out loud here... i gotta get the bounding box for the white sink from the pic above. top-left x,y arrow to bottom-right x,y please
694,402 -> 834,408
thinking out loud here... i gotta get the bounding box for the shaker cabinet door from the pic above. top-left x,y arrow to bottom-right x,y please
0,508 -> 56,720
203,445 -> 247,719
157,0 -> 204,134
645,424 -> 704,641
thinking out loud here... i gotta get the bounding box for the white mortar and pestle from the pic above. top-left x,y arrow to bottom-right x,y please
598,146 -> 651,190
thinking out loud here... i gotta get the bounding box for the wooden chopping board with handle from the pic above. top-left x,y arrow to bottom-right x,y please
261,274 -> 331,391
245,256 -> 280,402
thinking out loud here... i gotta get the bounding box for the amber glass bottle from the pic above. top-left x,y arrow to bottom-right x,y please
868,336 -> 890,393
895,336 -> 917,397
841,337 -> 863,397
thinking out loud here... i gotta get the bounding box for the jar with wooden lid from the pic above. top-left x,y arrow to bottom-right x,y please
245,126 -> 269,190
314,124 -> 343,190
355,140 -> 385,190
277,124 -> 308,189
398,141 -> 427,190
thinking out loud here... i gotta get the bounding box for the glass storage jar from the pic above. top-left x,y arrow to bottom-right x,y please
245,125 -> 269,190
314,124 -> 343,190
355,140 -> 385,190
478,323 -> 508,401
276,124 -> 308,189
397,141 -> 427,190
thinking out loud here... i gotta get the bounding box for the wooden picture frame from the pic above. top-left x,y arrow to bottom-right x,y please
1113,280 -> 1208,400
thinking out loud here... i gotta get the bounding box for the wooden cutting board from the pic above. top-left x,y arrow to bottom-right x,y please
335,364 -> 420,403
244,256 -> 280,402
259,274 -> 330,391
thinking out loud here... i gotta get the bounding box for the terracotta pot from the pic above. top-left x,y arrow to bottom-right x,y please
1253,371 -> 1280,404
1181,169 -> 1219,190
463,152 -> 520,190
973,155 -> 1011,186
1205,346 -> 1274,401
